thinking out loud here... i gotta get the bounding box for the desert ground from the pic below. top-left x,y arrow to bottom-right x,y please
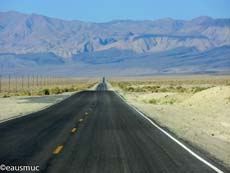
0,92 -> 74,122
0,80 -> 97,122
110,75 -> 230,168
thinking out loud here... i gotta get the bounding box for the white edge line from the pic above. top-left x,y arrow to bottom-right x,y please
114,91 -> 224,173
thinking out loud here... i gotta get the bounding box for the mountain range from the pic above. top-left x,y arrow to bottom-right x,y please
0,11 -> 229,76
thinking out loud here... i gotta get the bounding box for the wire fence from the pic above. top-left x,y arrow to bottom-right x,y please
0,74 -> 84,94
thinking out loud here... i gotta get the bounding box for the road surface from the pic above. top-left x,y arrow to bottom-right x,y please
0,82 -> 226,173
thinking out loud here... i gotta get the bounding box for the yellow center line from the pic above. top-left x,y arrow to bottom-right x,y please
53,145 -> 63,155
71,128 -> 77,133
79,118 -> 84,122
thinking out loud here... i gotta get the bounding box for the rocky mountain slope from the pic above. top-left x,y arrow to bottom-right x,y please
0,11 -> 229,58
0,46 -> 229,76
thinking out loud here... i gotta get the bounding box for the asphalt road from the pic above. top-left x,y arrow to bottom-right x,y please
0,82 -> 226,173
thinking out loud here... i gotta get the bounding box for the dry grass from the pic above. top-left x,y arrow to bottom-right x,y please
0,78 -> 98,97
0,78 -> 98,122
110,75 -> 230,104
112,82 -> 211,93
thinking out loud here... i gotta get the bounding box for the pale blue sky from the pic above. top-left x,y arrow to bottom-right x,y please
0,0 -> 229,22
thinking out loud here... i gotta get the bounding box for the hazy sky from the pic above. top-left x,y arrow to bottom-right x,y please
0,0 -> 229,22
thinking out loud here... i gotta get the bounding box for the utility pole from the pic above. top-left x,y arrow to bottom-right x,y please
22,75 -> 24,90
32,75 -> 34,90
0,74 -> 1,93
40,76 -> 42,89
8,74 -> 11,92
36,75 -> 39,89
27,75 -> 30,91
43,76 -> 45,88
15,75 -> 18,93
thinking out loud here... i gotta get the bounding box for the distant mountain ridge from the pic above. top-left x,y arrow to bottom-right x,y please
0,46 -> 229,76
0,11 -> 229,58
0,11 -> 229,76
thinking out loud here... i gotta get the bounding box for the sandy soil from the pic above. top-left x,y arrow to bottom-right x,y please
113,84 -> 230,168
0,92 -> 75,122
0,80 -> 98,122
